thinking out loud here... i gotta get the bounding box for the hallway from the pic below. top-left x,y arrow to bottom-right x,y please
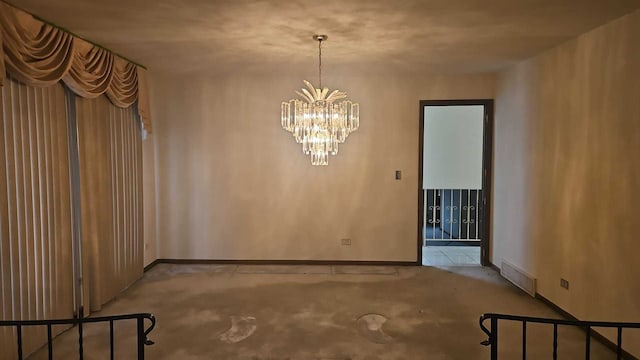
422,246 -> 481,266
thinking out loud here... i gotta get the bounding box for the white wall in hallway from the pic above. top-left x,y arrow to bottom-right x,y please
423,105 -> 484,189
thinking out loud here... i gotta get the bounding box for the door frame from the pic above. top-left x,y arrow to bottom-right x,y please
417,99 -> 494,266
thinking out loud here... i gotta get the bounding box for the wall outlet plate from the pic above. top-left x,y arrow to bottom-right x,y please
341,238 -> 351,246
560,278 -> 569,289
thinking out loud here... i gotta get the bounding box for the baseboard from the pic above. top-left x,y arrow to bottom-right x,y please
487,261 -> 500,273
143,259 -> 160,272
535,293 -> 639,360
151,259 -> 416,267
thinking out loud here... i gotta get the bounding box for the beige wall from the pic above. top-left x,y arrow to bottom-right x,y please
150,70 -> 494,261
493,9 -> 640,354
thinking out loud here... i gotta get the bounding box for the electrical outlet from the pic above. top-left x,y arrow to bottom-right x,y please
560,278 -> 569,290
341,238 -> 351,246
395,170 -> 402,180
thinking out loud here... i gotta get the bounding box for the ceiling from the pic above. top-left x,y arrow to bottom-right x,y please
7,0 -> 640,74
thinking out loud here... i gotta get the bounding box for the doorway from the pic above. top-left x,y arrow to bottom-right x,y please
417,100 -> 493,266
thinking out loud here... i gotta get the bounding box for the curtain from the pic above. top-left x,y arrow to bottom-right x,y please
0,2 -> 147,355
75,95 -> 143,312
136,68 -> 152,133
0,76 -> 74,360
0,7 -> 74,88
0,1 -> 153,132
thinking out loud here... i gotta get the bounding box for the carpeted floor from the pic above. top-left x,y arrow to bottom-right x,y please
28,264 -> 614,359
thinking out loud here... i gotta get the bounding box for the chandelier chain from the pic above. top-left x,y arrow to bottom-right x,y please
318,38 -> 322,89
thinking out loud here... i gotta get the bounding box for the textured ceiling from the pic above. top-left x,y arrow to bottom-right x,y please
6,0 -> 640,74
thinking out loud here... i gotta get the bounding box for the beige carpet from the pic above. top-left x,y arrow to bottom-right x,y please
28,264 -> 614,359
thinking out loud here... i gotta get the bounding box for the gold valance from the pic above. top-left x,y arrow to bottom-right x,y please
0,2 -> 152,132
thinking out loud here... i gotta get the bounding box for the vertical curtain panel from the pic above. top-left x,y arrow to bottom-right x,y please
0,1 -> 152,132
76,95 -> 143,312
0,76 -> 75,360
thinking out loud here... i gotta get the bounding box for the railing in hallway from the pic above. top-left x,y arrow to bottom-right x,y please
479,313 -> 640,359
0,312 -> 156,360
423,189 -> 482,242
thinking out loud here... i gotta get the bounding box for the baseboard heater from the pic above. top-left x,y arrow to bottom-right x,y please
501,260 -> 537,297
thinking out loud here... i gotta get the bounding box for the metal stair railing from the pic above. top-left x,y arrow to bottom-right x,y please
0,312 -> 156,360
479,313 -> 640,359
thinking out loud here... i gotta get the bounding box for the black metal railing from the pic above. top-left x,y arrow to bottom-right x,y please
479,313 -> 640,359
423,189 -> 482,242
0,312 -> 156,360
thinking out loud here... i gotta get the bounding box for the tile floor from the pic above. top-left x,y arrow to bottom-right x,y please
422,245 -> 481,266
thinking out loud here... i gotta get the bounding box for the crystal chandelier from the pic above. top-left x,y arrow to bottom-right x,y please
281,35 -> 359,165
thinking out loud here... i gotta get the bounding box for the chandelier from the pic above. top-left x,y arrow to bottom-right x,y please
281,35 -> 359,166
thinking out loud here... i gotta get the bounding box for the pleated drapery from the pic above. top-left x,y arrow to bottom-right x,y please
136,68 -> 152,133
0,76 -> 75,360
76,95 -> 143,312
0,8 -> 74,87
63,42 -> 115,99
105,59 -> 139,108
0,1 -> 152,132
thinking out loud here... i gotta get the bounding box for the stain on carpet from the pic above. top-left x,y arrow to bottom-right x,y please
356,313 -> 393,344
219,316 -> 257,343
